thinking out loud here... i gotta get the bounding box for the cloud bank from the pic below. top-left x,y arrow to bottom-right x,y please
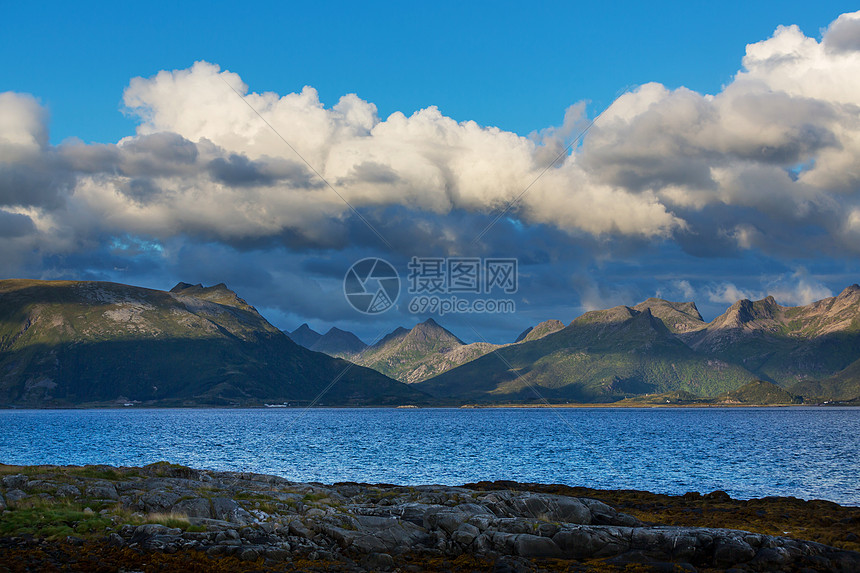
1,12 -> 859,333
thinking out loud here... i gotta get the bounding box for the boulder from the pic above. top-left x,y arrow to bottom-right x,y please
55,484 -> 81,498
2,475 -> 28,490
86,483 -> 119,501
4,489 -> 27,504
712,537 -> 756,567
513,534 -> 562,558
172,497 -> 211,519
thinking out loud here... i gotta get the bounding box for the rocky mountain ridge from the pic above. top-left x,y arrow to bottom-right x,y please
0,279 -> 427,407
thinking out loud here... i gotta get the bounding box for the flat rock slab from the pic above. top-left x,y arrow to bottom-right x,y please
0,462 -> 858,572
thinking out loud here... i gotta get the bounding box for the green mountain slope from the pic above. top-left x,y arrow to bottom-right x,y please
790,358 -> 860,402
351,319 -> 499,384
684,286 -> 860,387
717,380 -> 803,405
633,298 -> 705,334
520,319 -> 565,342
0,279 -> 428,407
417,305 -> 757,403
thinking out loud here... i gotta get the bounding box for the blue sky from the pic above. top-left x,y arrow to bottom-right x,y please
4,0 -> 855,143
2,1 -> 860,343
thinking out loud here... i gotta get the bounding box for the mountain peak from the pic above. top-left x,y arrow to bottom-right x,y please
838,284 -> 860,299
633,298 -> 705,334
514,326 -> 533,343
310,327 -> 367,356
170,282 -> 202,292
520,319 -> 565,343
373,326 -> 410,348
409,319 -> 463,345
169,281 -> 256,313
574,305 -> 637,326
288,323 -> 323,349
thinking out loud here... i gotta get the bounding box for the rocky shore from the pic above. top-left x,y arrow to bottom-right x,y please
0,463 -> 858,572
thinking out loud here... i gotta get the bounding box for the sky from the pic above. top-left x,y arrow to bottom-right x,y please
2,1 -> 860,343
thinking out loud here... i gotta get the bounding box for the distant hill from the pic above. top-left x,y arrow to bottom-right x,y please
684,286 -> 860,385
309,327 -> 367,356
416,303 -> 758,403
790,358 -> 860,402
716,380 -> 803,405
287,325 -> 368,357
349,319 -> 498,384
0,280 -> 429,407
287,323 -> 322,348
415,289 -> 860,404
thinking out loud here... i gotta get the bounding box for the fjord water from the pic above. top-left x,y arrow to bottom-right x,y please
1,407 -> 857,505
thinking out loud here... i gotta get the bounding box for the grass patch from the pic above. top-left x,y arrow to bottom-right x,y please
0,501 -> 111,539
145,512 -> 190,529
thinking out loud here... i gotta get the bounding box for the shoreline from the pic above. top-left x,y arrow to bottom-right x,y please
1,402 -> 858,410
1,463 -> 858,572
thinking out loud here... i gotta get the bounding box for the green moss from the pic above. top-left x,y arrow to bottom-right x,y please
0,502 -> 111,539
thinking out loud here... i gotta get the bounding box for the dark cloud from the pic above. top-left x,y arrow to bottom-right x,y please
339,161 -> 401,185
207,153 -> 317,188
0,210 -> 35,237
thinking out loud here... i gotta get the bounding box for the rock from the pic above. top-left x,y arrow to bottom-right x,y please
425,507 -> 475,534
264,546 -> 291,561
5,489 -> 27,504
139,489 -> 181,511
86,483 -> 119,501
513,534 -> 562,558
24,480 -> 55,493
130,523 -> 182,544
173,497 -> 211,518
363,552 -> 395,571
210,497 -> 252,524
515,494 -> 591,524
452,523 -> 481,546
553,528 -> 614,559
713,537 -> 756,567
288,519 -> 314,539
0,462 -> 857,573
55,484 -> 81,498
704,490 -> 732,501
2,474 -> 28,490
751,546 -> 790,567
83,507 -> 94,515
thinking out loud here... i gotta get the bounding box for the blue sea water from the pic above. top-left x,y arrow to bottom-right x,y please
0,407 -> 857,505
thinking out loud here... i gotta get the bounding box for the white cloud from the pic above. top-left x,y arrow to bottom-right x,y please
764,270 -> 833,306
707,283 -> 761,305
2,12 -> 860,262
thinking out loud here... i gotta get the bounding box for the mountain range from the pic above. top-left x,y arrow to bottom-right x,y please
289,318 -> 563,384
3,278 -> 860,407
0,280 -> 428,407
292,286 -> 860,404
413,287 -> 860,403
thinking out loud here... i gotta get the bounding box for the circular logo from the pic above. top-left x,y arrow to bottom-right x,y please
344,258 -> 400,314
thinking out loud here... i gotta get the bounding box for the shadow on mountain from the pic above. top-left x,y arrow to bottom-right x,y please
0,336 -> 432,407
